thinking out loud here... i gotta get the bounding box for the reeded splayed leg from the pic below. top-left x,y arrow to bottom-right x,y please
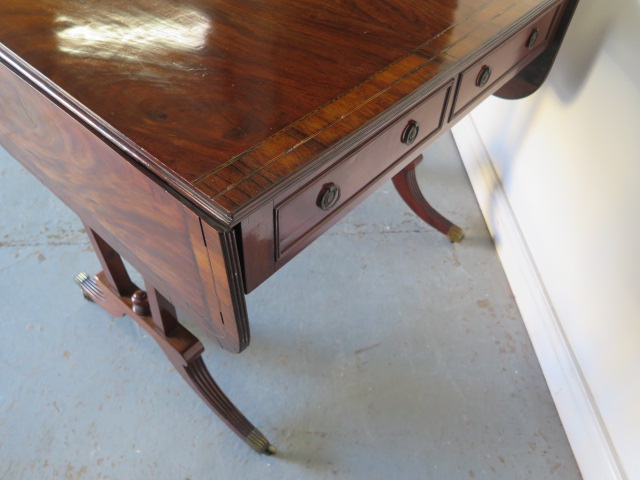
392,154 -> 464,243
76,226 -> 276,455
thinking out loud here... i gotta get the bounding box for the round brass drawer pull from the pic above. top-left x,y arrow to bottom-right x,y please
317,183 -> 341,211
476,65 -> 492,88
401,120 -> 420,146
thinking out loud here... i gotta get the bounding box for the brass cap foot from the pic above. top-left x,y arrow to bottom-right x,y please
246,428 -> 277,455
265,444 -> 277,456
446,225 -> 465,243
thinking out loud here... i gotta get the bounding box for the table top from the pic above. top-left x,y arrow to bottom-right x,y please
0,0 -> 554,225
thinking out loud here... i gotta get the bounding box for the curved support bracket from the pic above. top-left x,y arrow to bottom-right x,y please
76,226 -> 276,455
392,155 -> 464,243
494,0 -> 580,99
75,271 -> 276,455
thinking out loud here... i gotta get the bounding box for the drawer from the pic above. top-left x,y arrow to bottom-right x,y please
451,3 -> 559,118
275,82 -> 452,261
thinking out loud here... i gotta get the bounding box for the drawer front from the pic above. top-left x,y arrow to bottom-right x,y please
452,3 -> 559,118
275,82 -> 452,260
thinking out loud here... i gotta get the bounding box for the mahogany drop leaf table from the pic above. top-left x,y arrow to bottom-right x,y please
0,0 -> 577,454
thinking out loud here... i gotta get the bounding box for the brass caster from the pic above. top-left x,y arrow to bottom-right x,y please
246,428 -> 277,455
446,225 -> 465,243
265,444 -> 277,456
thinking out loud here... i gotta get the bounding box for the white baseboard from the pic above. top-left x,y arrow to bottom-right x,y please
451,117 -> 625,480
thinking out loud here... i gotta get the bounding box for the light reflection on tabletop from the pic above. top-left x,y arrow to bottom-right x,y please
55,8 -> 211,62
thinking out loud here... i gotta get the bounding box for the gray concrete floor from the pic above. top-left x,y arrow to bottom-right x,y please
0,133 -> 582,479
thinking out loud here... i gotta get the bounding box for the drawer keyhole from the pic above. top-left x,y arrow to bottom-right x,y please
526,28 -> 540,48
317,183 -> 341,211
401,120 -> 420,146
476,65 -> 492,88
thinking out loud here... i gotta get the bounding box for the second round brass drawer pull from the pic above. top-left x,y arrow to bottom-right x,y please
317,183 -> 341,211
401,120 -> 420,146
526,27 -> 540,48
476,65 -> 492,88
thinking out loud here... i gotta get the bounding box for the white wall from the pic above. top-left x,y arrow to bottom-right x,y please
454,0 -> 640,478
